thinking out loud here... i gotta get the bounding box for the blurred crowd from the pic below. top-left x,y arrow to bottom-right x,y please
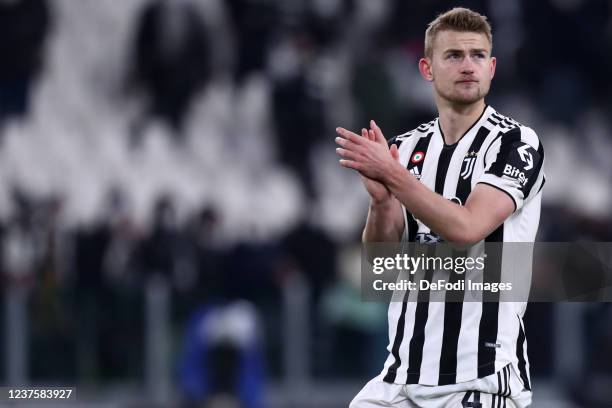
2,0 -> 612,406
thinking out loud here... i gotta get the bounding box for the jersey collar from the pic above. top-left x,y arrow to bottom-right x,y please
437,105 -> 493,148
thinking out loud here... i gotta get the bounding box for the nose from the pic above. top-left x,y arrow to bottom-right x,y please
460,58 -> 475,74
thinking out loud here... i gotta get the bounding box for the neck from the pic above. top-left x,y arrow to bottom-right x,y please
436,99 -> 487,145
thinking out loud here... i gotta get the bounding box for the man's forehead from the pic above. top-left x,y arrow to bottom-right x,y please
434,30 -> 491,51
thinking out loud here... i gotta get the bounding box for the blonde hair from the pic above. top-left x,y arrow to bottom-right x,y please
424,7 -> 492,58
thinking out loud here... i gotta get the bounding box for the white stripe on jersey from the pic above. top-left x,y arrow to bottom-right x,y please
419,301 -> 446,384
381,105 -> 544,387
455,300 -> 483,382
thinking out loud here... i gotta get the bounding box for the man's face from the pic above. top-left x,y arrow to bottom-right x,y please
421,30 -> 496,106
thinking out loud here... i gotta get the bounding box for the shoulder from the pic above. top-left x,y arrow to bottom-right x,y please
387,118 -> 437,149
485,110 -> 543,152
483,111 -> 545,178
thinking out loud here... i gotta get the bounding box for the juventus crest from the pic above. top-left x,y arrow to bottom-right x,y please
460,151 -> 478,180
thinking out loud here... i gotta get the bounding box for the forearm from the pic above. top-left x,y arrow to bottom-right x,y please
335,122 -> 512,245
384,162 -> 475,244
362,198 -> 404,243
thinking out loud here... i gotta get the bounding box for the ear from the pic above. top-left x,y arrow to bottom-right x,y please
419,57 -> 434,82
489,56 -> 497,80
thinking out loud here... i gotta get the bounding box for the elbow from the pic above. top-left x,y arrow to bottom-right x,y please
442,209 -> 485,246
445,233 -> 477,246
443,227 -> 481,246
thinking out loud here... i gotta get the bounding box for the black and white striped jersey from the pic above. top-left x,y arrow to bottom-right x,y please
380,105 -> 544,388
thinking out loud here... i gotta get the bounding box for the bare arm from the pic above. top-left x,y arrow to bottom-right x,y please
362,197 -> 405,243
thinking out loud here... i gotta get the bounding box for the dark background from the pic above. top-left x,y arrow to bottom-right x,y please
1,0 -> 611,407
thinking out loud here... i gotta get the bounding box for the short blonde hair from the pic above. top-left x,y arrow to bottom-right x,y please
424,7 -> 492,58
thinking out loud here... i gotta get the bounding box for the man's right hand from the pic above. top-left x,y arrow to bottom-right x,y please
356,127 -> 404,242
358,128 -> 399,205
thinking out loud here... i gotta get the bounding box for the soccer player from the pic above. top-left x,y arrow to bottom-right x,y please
335,8 -> 545,408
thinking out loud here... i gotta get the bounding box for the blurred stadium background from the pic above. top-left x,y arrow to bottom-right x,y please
1,0 -> 612,407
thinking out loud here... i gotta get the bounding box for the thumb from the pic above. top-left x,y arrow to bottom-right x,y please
390,144 -> 400,161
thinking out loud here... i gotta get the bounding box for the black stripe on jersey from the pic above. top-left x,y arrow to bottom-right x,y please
486,223 -> 504,242
405,133 -> 433,242
502,365 -> 509,396
383,132 -> 434,383
487,127 -> 521,176
483,133 -> 502,167
497,370 -> 502,395
499,118 -> 515,129
487,112 -> 503,125
404,132 -> 434,165
507,365 -> 512,396
481,124 -> 518,169
383,295 -> 409,383
434,145 -> 456,193
477,223 -> 503,378
516,317 -> 531,390
406,260 -> 434,383
406,212 -> 418,243
437,126 -> 492,385
405,212 -> 418,244
492,112 -> 504,121
523,143 -> 545,198
496,113 -> 519,129
437,259 -> 464,385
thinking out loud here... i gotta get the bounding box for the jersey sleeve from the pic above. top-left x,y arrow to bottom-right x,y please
477,127 -> 545,212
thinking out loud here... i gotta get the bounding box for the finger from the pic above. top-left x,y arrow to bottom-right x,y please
339,159 -> 363,171
336,127 -> 364,145
368,129 -> 377,142
361,128 -> 370,140
335,136 -> 361,152
390,144 -> 399,161
336,147 -> 361,161
370,120 -> 387,145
